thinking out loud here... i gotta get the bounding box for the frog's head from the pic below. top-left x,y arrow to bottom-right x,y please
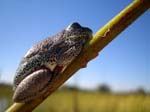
65,22 -> 92,44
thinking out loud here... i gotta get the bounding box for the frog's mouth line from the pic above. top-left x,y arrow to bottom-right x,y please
67,31 -> 92,39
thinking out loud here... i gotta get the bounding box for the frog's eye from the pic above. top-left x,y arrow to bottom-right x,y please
71,22 -> 81,28
66,22 -> 81,31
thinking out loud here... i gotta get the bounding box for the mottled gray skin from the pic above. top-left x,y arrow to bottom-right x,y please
13,22 -> 92,102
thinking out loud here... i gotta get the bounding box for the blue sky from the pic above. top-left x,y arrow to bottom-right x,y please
0,0 -> 149,92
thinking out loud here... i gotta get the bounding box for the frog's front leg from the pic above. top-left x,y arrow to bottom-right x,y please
13,68 -> 52,103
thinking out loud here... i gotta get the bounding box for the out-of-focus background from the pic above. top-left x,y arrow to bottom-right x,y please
0,0 -> 149,112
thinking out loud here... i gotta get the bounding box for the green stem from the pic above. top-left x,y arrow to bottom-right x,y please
6,0 -> 150,111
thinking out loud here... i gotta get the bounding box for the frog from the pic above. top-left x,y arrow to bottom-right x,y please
13,22 -> 92,102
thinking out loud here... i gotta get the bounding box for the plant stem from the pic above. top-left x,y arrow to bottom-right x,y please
6,0 -> 150,111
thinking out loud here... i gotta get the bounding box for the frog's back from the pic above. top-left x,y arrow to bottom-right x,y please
14,30 -> 65,90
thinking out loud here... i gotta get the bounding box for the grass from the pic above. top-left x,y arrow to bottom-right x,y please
0,83 -> 13,112
0,84 -> 150,112
34,90 -> 150,112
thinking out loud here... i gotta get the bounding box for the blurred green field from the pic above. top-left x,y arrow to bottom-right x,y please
0,84 -> 150,112
34,90 -> 150,112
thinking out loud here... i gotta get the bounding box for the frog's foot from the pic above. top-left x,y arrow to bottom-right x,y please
91,53 -> 99,60
81,61 -> 88,68
54,65 -> 64,74
81,53 -> 99,68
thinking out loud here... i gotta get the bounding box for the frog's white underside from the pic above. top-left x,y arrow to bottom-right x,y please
45,63 -> 68,73
45,63 -> 57,71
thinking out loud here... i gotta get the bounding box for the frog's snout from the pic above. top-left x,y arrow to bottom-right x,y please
83,27 -> 93,38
